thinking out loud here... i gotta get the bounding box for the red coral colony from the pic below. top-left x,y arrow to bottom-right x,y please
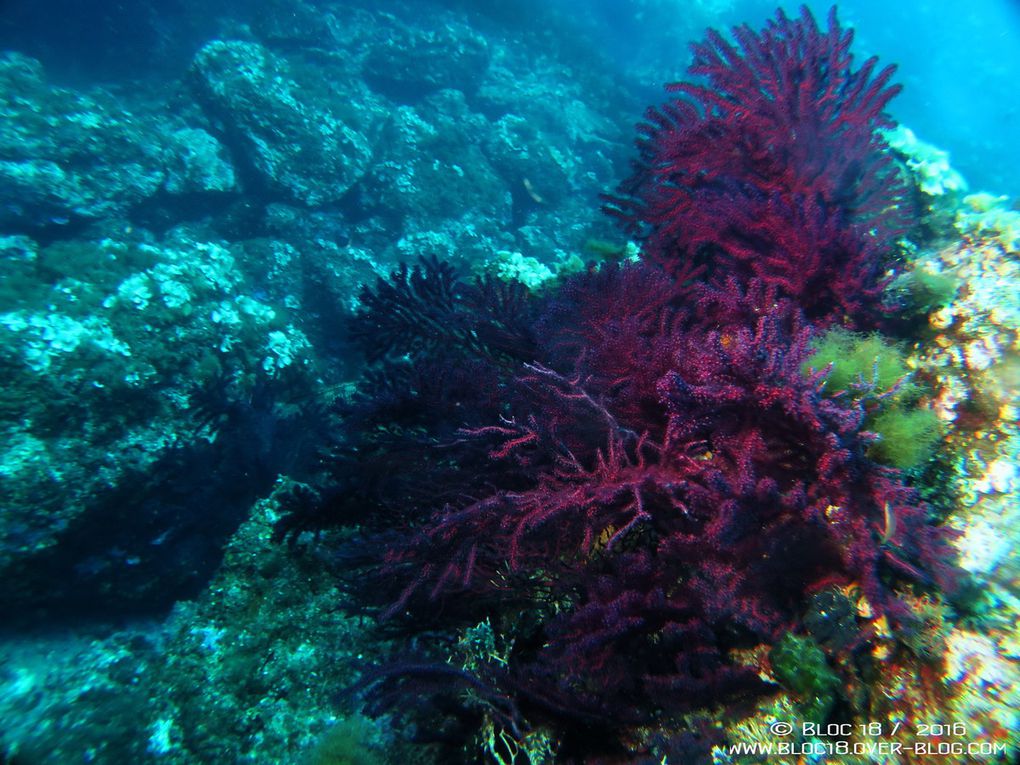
277,6 -> 958,761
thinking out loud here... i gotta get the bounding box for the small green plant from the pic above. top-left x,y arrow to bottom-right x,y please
481,717 -> 557,765
868,407 -> 942,470
305,716 -> 386,765
804,328 -> 914,398
582,238 -> 629,259
769,633 -> 840,723
890,267 -> 959,313
805,328 -> 941,469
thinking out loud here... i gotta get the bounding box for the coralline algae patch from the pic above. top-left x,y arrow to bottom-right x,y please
713,618 -> 1018,765
0,229 -> 315,593
863,623 -> 1020,761
912,231 -> 1020,587
903,208 -> 1020,758
884,126 -> 968,199
955,193 -> 1020,255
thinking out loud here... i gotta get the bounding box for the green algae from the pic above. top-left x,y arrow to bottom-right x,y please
868,407 -> 943,470
305,716 -> 387,765
891,266 -> 960,314
805,328 -> 942,469
769,633 -> 840,723
805,328 -> 916,399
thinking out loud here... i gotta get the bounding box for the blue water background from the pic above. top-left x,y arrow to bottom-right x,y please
590,0 -> 1020,200
2,0 -> 1017,198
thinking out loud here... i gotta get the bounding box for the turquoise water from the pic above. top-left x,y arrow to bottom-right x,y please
578,0 -> 1020,198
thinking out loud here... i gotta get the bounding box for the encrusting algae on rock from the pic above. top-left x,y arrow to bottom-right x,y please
707,136 -> 1020,765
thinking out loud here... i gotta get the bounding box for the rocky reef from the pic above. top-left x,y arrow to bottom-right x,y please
0,1 -> 1017,764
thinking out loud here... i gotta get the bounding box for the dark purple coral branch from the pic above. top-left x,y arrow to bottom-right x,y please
373,293 -> 954,724
606,5 -> 909,324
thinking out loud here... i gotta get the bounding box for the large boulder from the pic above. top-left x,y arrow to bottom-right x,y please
191,40 -> 383,207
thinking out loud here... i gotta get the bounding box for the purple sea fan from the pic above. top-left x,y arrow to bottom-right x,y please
374,299 -> 954,727
606,5 -> 910,324
653,310 -> 950,615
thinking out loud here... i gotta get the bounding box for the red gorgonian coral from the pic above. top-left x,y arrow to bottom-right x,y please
371,276 -> 953,725
605,5 -> 910,325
